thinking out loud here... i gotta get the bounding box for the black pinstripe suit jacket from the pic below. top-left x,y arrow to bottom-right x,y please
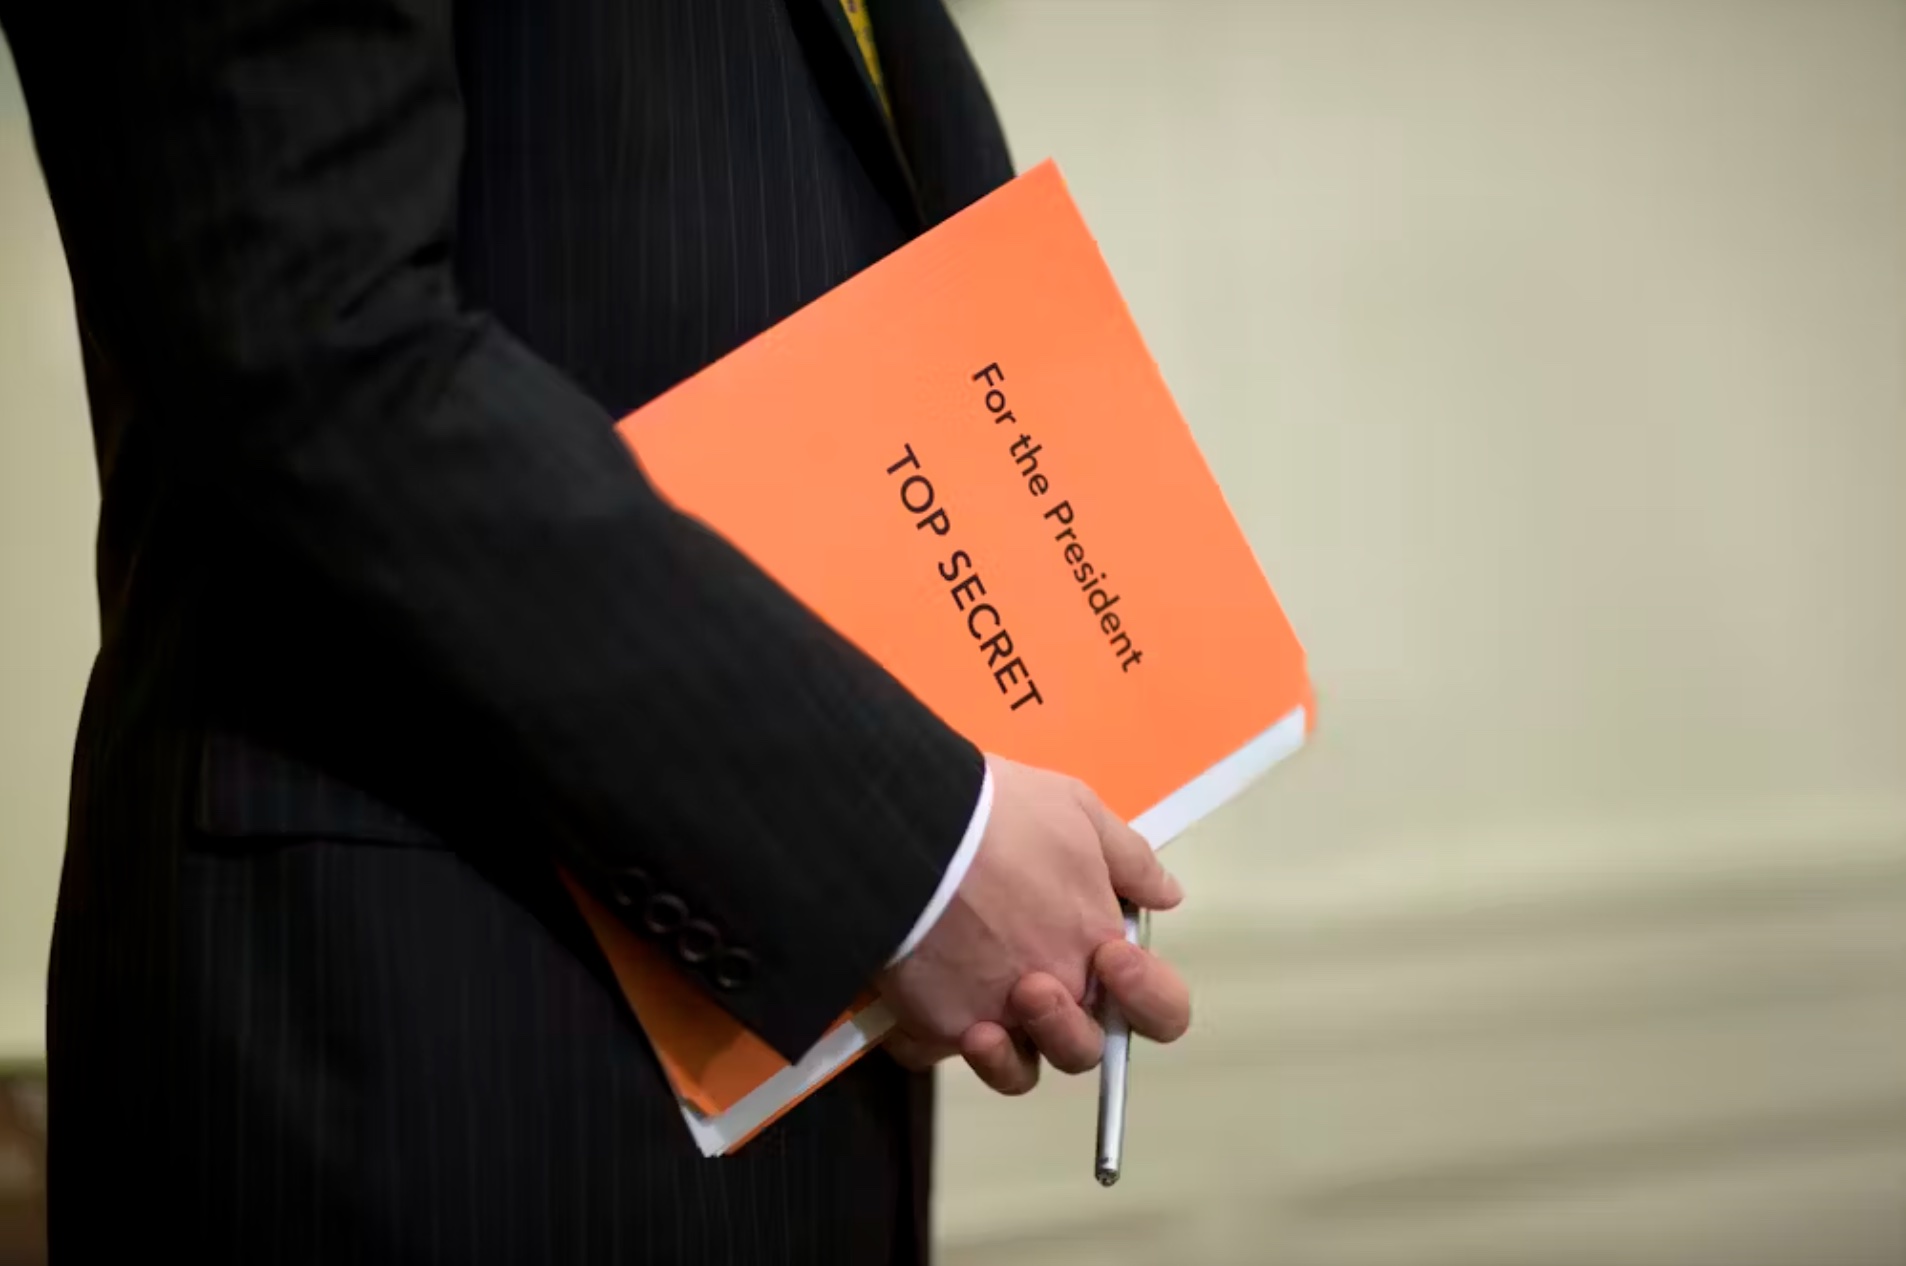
0,0 -> 1013,1260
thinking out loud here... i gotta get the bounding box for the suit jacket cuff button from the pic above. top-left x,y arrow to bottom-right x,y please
712,948 -> 756,991
677,919 -> 721,965
609,866 -> 652,909
643,892 -> 689,936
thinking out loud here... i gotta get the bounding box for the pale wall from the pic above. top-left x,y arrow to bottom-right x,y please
935,2 -> 1906,1264
0,35 -> 92,1065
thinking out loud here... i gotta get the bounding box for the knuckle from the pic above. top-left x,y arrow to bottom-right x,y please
1012,976 -> 1064,1021
1084,917 -> 1125,956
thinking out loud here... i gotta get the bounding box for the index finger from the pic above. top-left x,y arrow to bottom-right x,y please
1080,791 -> 1183,912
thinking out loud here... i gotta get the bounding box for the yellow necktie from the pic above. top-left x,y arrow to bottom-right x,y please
837,0 -> 892,118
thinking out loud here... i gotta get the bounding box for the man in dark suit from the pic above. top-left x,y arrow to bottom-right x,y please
0,0 -> 1191,1261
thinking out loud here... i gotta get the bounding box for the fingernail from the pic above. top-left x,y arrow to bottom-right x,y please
1163,872 -> 1184,904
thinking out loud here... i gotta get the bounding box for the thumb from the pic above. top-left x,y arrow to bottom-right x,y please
1080,789 -> 1183,910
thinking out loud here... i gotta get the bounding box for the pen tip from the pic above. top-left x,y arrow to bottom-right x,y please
1096,1167 -> 1119,1187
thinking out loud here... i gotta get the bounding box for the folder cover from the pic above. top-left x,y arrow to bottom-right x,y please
566,160 -> 1313,1155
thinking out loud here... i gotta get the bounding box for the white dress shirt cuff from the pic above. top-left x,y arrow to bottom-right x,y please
886,762 -> 993,965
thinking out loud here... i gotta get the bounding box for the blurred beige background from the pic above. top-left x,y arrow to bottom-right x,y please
5,1 -> 1906,1263
935,2 -> 1906,1263
0,34 -> 92,1072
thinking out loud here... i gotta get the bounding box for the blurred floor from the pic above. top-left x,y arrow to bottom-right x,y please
936,804 -> 1906,1265
0,1077 -> 45,1266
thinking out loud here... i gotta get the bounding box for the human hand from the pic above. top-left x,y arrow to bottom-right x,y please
887,934 -> 1193,1094
876,755 -> 1186,1089
945,937 -> 1192,1095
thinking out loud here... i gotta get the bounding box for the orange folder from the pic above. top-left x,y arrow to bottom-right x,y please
570,160 -> 1314,1155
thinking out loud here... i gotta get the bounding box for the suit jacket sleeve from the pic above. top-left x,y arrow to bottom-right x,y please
1,0 -> 983,1058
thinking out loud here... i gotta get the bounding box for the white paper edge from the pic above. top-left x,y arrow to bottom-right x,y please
681,1000 -> 898,1156
1129,703 -> 1308,847
680,701 -> 1309,1155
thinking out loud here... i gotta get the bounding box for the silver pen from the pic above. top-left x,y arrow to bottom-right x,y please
1094,901 -> 1150,1186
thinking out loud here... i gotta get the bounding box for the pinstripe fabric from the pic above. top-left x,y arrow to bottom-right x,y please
173,840 -> 928,1264
1,0 -> 1013,1260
